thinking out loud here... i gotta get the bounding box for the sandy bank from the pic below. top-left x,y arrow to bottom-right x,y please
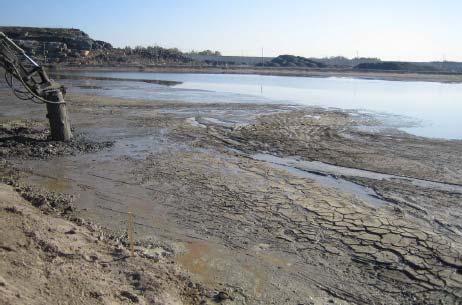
0,180 -> 221,305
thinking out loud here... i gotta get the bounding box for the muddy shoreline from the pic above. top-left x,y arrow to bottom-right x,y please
51,73 -> 183,86
52,65 -> 462,83
1,85 -> 461,304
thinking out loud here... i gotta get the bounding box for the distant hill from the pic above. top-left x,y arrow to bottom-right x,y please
3,26 -> 462,73
186,54 -> 383,68
311,56 -> 381,67
258,55 -> 327,68
420,61 -> 462,73
354,61 -> 438,72
187,54 -> 274,66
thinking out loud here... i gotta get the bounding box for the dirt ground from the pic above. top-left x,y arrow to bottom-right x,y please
0,181 -> 219,305
1,83 -> 462,305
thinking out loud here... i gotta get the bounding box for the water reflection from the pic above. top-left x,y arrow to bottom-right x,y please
61,71 -> 462,139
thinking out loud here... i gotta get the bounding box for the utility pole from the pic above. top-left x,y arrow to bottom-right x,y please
43,42 -> 46,63
261,47 -> 264,66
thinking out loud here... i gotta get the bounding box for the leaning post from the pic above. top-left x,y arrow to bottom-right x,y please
44,89 -> 72,141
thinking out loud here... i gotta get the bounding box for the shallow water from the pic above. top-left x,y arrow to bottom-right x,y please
252,153 -> 462,192
58,71 -> 462,139
251,154 -> 390,208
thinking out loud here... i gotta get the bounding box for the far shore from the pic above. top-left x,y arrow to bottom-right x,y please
48,64 -> 462,83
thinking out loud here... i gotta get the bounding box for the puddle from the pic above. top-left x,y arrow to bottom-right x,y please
256,154 -> 462,191
186,117 -> 206,128
176,240 -> 288,300
252,154 -> 390,208
42,177 -> 73,193
176,241 -> 218,285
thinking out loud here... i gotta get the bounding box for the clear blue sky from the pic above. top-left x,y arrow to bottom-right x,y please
1,0 -> 460,61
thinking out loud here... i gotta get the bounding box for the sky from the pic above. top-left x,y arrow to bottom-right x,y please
1,0 -> 461,61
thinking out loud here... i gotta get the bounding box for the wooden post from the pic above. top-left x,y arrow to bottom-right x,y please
45,90 -> 72,141
127,212 -> 135,257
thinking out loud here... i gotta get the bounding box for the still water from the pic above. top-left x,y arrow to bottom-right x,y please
62,71 -> 462,139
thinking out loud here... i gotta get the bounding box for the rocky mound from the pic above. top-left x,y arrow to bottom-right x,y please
0,26 -> 111,60
258,55 -> 327,68
354,61 -> 438,72
0,26 -> 192,65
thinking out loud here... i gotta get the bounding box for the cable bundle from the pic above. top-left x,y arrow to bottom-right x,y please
0,32 -> 65,105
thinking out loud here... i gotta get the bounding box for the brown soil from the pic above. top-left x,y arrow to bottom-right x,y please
0,182 -> 216,305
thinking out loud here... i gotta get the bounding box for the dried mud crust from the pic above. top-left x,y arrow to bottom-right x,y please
346,176 -> 462,237
197,110 -> 462,185
0,180 -> 219,305
0,120 -> 113,159
131,150 -> 462,305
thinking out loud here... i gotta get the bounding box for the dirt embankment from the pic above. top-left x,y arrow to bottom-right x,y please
0,178 -> 221,305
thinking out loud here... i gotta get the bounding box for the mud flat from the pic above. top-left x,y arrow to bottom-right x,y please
1,85 -> 461,305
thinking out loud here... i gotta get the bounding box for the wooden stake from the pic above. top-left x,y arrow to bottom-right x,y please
45,90 -> 72,141
127,212 -> 135,257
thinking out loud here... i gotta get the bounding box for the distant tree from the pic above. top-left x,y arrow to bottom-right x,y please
187,49 -> 222,56
123,46 -> 133,55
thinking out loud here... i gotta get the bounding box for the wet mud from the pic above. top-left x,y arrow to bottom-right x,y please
0,120 -> 113,159
52,73 -> 182,86
1,86 -> 461,305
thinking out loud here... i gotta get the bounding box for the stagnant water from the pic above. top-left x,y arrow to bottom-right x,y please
251,153 -> 391,208
252,153 -> 462,193
56,71 -> 462,140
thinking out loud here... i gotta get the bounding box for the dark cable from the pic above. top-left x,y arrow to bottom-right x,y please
0,35 -> 66,105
